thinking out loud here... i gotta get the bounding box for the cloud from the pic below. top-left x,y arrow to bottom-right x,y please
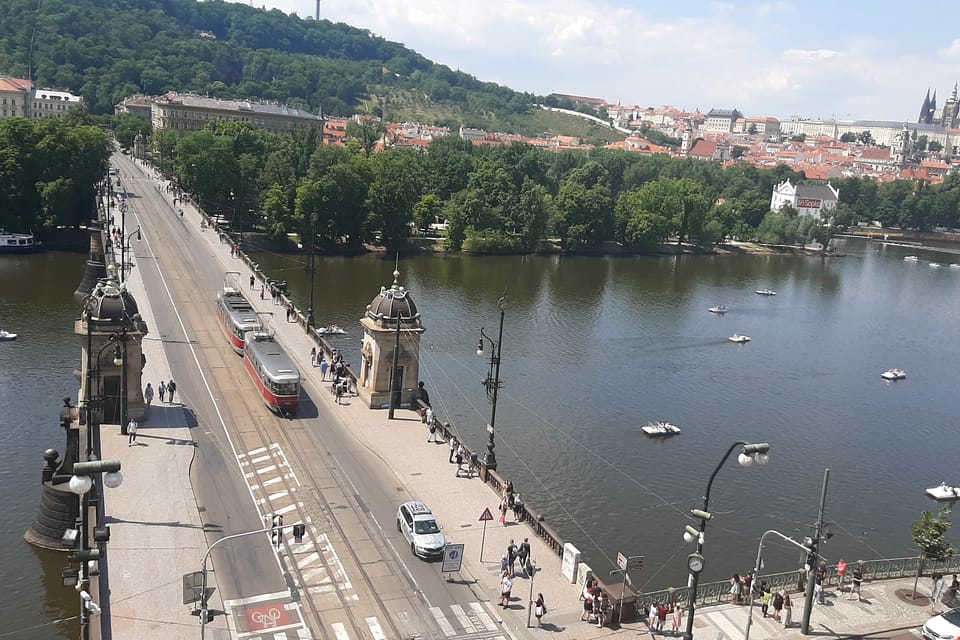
781,49 -> 840,62
938,39 -> 960,59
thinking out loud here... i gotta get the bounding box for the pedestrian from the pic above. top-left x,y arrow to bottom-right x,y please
581,592 -> 594,622
507,539 -> 518,576
500,571 -> 513,608
837,558 -> 848,593
656,601 -> 668,632
158,380 -> 166,403
933,571 -> 945,607
127,418 -> 138,445
517,538 -> 531,572
249,274 -> 255,290
598,593 -> 611,629
310,346 -> 317,367
167,379 -> 177,404
448,435 -> 458,462
949,575 -> 959,604
730,573 -> 742,604
743,571 -> 753,601
335,380 -> 344,404
425,406 -> 434,428
534,593 -> 546,627
782,591 -> 793,627
499,495 -> 509,525
427,418 -> 438,443
760,583 -> 771,617
647,602 -> 657,630
286,306 -> 292,322
320,359 -> 328,380
672,604 -> 683,635
850,565 -> 863,601
260,284 -> 265,300
512,493 -> 524,522
815,562 -> 826,604
454,446 -> 464,477
144,382 -> 154,407
772,589 -> 784,622
500,554 -> 509,575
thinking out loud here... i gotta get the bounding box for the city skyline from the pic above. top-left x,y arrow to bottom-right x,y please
232,0 -> 960,122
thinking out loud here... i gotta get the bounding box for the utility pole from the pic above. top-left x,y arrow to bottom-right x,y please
801,469 -> 829,635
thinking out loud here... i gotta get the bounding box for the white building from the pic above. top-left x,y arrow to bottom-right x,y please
770,179 -> 839,219
150,92 -> 322,136
0,77 -> 82,121
701,108 -> 743,133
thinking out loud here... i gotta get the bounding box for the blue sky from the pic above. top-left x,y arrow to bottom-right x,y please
235,1 -> 960,122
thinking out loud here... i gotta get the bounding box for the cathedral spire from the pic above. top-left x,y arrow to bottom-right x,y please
919,89 -> 931,124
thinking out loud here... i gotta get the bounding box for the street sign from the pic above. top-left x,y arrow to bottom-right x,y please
627,555 -> 644,571
182,571 -> 204,604
617,552 -> 627,571
479,507 -> 494,522
442,544 -> 465,573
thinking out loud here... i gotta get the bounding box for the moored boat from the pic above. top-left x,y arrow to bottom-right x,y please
0,230 -> 42,253
708,305 -> 727,314
926,483 -> 960,501
904,255 -> 919,262
881,368 -> 907,381
317,325 -> 346,335
0,329 -> 17,341
728,333 -> 751,343
642,421 -> 681,436
755,289 -> 777,296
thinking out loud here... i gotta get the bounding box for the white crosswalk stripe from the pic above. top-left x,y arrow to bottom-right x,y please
327,602 -> 504,639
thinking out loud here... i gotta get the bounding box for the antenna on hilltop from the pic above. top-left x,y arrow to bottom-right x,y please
316,0 -> 320,20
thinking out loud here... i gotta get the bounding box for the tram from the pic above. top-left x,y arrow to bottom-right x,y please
216,276 -> 262,354
243,330 -> 301,415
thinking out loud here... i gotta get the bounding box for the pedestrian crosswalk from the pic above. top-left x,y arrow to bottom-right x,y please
324,602 -> 506,640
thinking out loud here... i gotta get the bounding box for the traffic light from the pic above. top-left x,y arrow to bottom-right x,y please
271,515 -> 283,549
293,524 -> 306,543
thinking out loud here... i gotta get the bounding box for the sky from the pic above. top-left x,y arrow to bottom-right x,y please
230,0 -> 960,122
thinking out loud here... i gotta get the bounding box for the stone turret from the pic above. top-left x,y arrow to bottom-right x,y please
356,269 -> 425,409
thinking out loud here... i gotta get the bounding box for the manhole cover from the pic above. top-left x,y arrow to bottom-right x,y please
894,588 -> 930,606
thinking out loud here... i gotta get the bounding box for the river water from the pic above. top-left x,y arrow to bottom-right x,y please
3,238 -> 960,634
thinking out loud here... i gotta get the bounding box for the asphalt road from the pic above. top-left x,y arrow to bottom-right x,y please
111,152 -> 500,640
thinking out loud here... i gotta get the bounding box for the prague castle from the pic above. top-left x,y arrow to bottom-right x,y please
918,85 -> 960,129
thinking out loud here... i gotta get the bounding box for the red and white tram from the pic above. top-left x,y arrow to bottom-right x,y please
216,285 -> 262,354
243,330 -> 301,415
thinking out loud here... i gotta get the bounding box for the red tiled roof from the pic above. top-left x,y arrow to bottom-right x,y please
688,139 -> 718,157
0,77 -> 31,92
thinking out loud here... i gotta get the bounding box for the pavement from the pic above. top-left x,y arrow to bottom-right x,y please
94,155 -> 940,640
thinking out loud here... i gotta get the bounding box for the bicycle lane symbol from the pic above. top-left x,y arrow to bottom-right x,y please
244,603 -> 290,631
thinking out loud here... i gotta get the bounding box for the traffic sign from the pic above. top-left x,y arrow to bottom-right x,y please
617,552 -> 627,571
442,544 -> 465,573
479,507 -> 494,522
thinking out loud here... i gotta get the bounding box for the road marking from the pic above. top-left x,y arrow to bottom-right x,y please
450,604 -> 476,633
296,552 -> 320,569
223,590 -> 292,607
470,601 -> 498,631
365,617 -> 386,640
331,622 -> 350,640
267,490 -> 289,501
429,607 -> 457,637
251,454 -> 272,464
274,502 -> 299,515
257,464 -> 278,474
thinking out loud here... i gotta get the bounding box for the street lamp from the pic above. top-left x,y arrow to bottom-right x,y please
122,226 -> 141,279
744,530 -> 812,640
476,293 -> 507,470
68,458 -> 123,640
681,441 -> 770,640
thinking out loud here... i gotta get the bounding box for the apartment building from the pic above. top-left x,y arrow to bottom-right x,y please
0,76 -> 82,120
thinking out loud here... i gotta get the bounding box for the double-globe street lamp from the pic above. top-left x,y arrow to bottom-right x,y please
681,441 -> 771,640
476,293 -> 507,470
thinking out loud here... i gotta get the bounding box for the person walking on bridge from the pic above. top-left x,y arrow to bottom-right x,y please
167,379 -> 177,404
144,383 -> 154,408
158,381 -> 166,403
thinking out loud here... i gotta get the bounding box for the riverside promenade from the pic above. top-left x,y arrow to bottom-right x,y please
96,156 -> 939,640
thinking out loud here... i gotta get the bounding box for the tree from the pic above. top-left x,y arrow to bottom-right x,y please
790,133 -> 806,142
857,130 -> 875,146
365,150 -> 423,250
930,140 -> 944,153
911,508 -> 955,599
412,194 -> 443,234
839,132 -> 857,143
346,119 -> 386,156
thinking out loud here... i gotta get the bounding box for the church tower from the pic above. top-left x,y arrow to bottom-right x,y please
919,89 -> 931,124
942,83 -> 960,130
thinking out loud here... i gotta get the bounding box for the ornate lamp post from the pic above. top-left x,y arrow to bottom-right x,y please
476,293 -> 507,470
681,441 -> 771,640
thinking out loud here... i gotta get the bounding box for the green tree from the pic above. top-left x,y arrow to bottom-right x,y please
412,193 -> 443,234
911,508 -> 955,599
839,132 -> 857,143
552,161 -> 613,250
346,119 -> 386,156
365,151 -> 423,250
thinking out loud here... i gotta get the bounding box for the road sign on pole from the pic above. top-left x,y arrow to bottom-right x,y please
479,507 -> 494,521
617,552 -> 627,571
442,544 -> 465,574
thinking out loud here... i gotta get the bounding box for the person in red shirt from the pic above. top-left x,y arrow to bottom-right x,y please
837,559 -> 848,594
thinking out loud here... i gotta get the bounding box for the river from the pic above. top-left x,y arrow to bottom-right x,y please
3,238 -> 959,635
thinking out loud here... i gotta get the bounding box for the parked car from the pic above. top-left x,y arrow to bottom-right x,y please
923,607 -> 960,640
396,501 -> 446,559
